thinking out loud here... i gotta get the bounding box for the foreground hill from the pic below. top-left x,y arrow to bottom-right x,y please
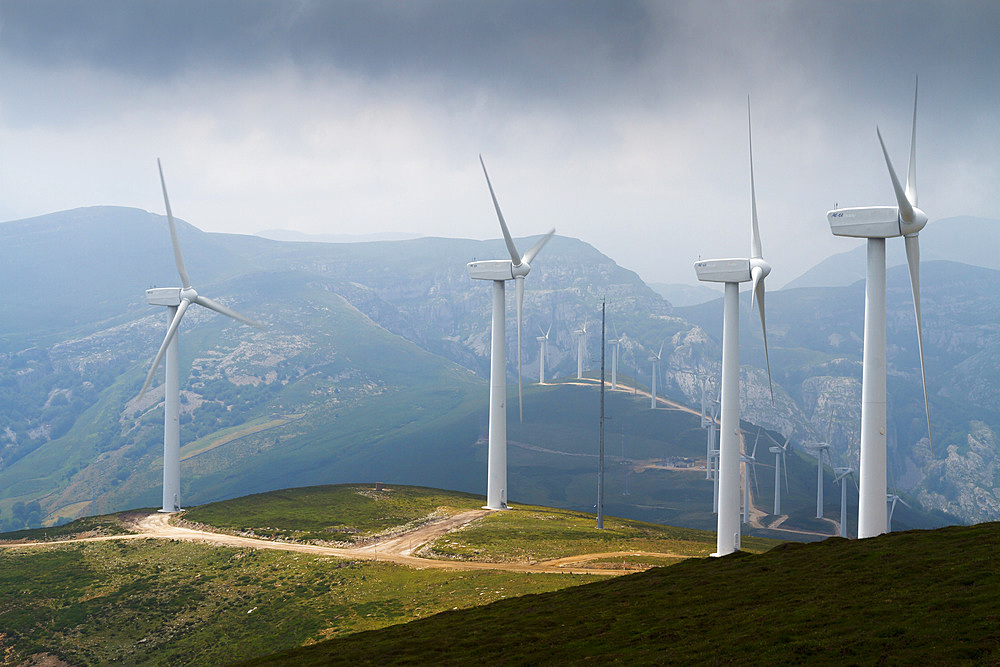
246,520 -> 1000,665
0,484 -> 778,664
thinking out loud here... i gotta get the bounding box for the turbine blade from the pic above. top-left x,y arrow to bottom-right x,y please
194,295 -> 263,328
139,298 -> 190,397
479,155 -> 521,265
751,266 -> 774,402
752,427 -> 761,459
158,159 -> 192,290
906,77 -> 918,207
905,234 -> 932,453
516,276 -> 524,423
657,339 -> 665,359
877,127 -> 915,223
522,228 -> 555,265
748,98 -> 762,259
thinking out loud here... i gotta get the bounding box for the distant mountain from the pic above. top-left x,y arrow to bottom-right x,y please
255,229 -> 422,243
648,282 -> 721,307
0,206 -> 994,533
783,216 -> 1000,289
0,206 -> 679,529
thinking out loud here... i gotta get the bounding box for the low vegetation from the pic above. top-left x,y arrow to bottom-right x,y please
427,504 -> 776,565
181,484 -> 485,543
0,539 -> 580,665
246,521 -> 1000,665
0,510 -> 142,543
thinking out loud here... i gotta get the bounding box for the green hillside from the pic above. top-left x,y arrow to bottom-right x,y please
0,484 -> 776,664
246,521 -> 1000,665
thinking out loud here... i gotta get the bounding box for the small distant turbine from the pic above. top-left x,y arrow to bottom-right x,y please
827,79 -> 932,538
536,325 -> 551,383
808,442 -> 833,519
467,156 -> 554,510
886,493 -> 911,533
609,325 -> 622,390
834,466 -> 857,538
139,159 -> 262,513
693,101 -> 775,556
768,433 -> 790,516
740,429 -> 763,525
648,341 -> 665,409
574,323 -> 588,379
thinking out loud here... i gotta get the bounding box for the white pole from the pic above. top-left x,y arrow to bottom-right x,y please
611,342 -> 618,390
538,338 -> 545,383
816,453 -> 824,519
743,460 -> 750,524
858,238 -> 887,538
576,334 -> 584,379
715,282 -> 740,556
650,361 -> 657,409
485,280 -> 508,510
713,452 -> 719,513
773,452 -> 781,515
840,478 -> 848,538
161,305 -> 181,513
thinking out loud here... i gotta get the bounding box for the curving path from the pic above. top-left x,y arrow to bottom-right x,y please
2,510 -> 666,576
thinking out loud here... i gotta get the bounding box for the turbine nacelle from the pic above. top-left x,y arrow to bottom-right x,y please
827,206 -> 928,238
147,287 -> 182,307
467,259 -> 517,282
694,258 -> 752,284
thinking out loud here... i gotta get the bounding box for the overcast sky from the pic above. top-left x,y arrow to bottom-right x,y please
0,0 -> 997,286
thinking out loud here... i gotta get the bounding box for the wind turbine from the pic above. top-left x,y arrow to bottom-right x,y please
701,378 -> 719,482
536,325 -> 551,383
827,80 -> 931,539
467,156 -> 554,510
834,466 -> 857,538
693,102 -> 774,556
886,493 -> 911,532
609,326 -> 622,390
808,442 -> 833,519
140,159 -> 262,513
768,433 -> 790,516
648,341 -> 664,409
740,429 -> 762,524
574,323 -> 588,379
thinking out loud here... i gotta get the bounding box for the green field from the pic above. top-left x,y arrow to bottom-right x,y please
182,484 -> 485,543
427,504 -> 776,564
246,521 -> 1000,665
0,539 -> 579,665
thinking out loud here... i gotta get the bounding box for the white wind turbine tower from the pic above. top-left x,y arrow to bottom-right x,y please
467,156 -> 554,510
648,341 -> 664,409
834,466 -> 857,538
768,433 -> 790,516
809,442 -> 832,519
536,325 -> 551,383
700,377 -> 719,481
827,80 -> 932,539
693,102 -> 774,556
574,323 -> 587,379
609,326 -> 622,390
139,159 -> 262,513
740,429 -> 762,524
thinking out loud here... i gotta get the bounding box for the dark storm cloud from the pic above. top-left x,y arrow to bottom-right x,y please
0,0 -> 654,98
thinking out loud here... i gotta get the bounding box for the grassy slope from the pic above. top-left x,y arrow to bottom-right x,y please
0,540 -> 577,666
427,503 -> 775,563
246,521 -> 1000,665
182,484 -> 485,543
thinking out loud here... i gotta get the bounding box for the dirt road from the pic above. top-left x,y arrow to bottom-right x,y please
3,510 -> 656,576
